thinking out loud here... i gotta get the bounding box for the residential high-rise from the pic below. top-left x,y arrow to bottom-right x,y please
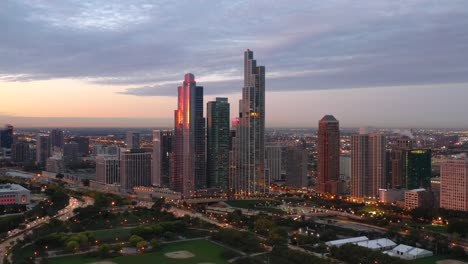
285,144 -> 308,188
50,129 -> 64,151
351,133 -> 387,198
229,118 -> 240,191
440,158 -> 468,211
96,155 -> 120,185
237,49 -> 266,194
0,124 -> 14,149
36,134 -> 50,165
172,73 -> 205,197
120,149 -> 151,191
351,133 -> 370,198
207,98 -> 230,190
405,149 -> 431,190
317,115 -> 341,195
152,130 -> 173,187
126,132 -> 140,150
265,144 -> 282,182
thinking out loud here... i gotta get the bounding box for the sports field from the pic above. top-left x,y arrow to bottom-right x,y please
48,239 -> 233,264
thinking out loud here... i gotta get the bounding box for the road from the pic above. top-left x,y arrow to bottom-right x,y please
0,196 -> 93,264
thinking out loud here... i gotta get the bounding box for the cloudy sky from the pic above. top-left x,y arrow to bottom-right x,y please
1,0 -> 468,128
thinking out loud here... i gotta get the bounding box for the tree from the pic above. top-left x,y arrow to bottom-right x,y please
136,240 -> 148,251
98,243 -> 111,258
450,246 -> 467,260
150,238 -> 160,249
254,218 -> 275,236
66,240 -> 79,253
129,235 -> 144,247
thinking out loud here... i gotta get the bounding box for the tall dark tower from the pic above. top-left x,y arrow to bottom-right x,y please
207,98 -> 230,190
237,49 -> 266,195
172,73 -> 205,197
317,115 -> 341,195
0,124 -> 14,149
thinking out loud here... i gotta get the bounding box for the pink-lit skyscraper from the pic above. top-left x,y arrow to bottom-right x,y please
172,73 -> 205,197
440,158 -> 468,211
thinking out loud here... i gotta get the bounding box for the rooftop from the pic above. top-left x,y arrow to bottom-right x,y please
325,236 -> 368,246
355,238 -> 396,250
0,184 -> 29,192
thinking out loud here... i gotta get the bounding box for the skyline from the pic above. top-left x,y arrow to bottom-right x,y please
2,1 -> 468,128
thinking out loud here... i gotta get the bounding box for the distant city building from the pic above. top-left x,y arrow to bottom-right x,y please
94,145 -> 119,156
49,129 -> 64,151
11,142 -> 30,163
36,134 -> 50,165
440,158 -> 468,211
0,184 -> 30,205
285,145 -> 308,188
152,130 -> 173,187
0,124 -> 14,149
71,136 -> 89,157
351,133 -> 386,198
430,177 -> 441,209
207,98 -> 230,190
172,73 -> 205,197
390,137 -> 415,188
120,149 -> 151,191
96,155 -> 120,185
126,131 -> 140,150
63,142 -> 80,166
265,144 -> 283,182
317,115 -> 342,195
236,49 -> 267,194
378,188 -> 405,203
404,188 -> 431,209
46,156 -> 65,174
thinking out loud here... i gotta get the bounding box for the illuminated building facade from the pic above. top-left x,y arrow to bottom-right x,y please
237,49 -> 266,194
96,154 -> 120,185
317,115 -> 341,194
440,158 -> 468,211
172,73 -> 205,197
207,98 -> 230,190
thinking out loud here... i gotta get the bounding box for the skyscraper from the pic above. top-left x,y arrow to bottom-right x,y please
351,132 -> 387,198
120,149 -> 151,191
126,132 -> 140,150
265,144 -> 282,182
71,136 -> 89,157
207,98 -> 230,190
317,115 -> 341,195
36,134 -> 50,165
152,130 -> 173,187
237,49 -> 266,194
0,124 -> 14,149
405,149 -> 431,190
63,142 -> 80,166
440,158 -> 468,211
285,144 -> 308,188
172,73 -> 205,197
50,129 -> 64,151
390,136 -> 415,188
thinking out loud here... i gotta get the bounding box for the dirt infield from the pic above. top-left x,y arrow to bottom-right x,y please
164,250 -> 195,259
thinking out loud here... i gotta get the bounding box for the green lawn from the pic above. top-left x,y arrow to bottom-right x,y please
94,228 -> 132,242
49,239 -> 233,264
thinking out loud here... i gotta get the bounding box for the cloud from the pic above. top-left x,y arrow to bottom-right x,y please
1,0 -> 468,96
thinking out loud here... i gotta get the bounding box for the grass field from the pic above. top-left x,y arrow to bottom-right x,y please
49,239 -> 233,264
93,228 -> 133,242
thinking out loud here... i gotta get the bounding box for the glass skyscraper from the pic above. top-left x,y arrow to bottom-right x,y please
207,98 -> 230,190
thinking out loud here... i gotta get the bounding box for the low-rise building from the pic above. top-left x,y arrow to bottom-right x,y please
404,189 -> 430,209
0,184 -> 31,205
325,236 -> 369,247
379,188 -> 405,203
355,238 -> 396,251
384,244 -> 433,260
